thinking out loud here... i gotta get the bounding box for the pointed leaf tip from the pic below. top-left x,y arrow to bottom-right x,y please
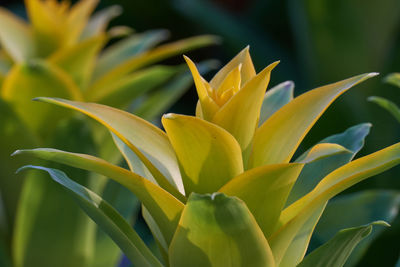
162,113 -> 176,120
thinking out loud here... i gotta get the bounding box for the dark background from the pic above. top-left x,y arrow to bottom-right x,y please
3,0 -> 400,265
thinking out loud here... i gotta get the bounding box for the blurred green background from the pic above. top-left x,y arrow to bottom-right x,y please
2,0 -> 400,266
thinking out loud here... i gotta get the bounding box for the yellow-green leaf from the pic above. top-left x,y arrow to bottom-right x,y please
80,5 -> 122,40
295,143 -> 351,164
18,166 -> 163,267
162,114 -> 243,195
384,73 -> 400,88
212,61 -> 279,159
25,0 -> 64,56
92,29 -> 170,81
249,73 -> 378,168
270,142 -> 400,265
298,221 -> 388,267
90,35 -> 219,92
13,148 -> 183,245
183,56 -> 219,120
65,0 -> 98,45
49,34 -> 107,88
219,163 -> 303,238
0,7 -> 34,61
34,97 -> 185,200
88,65 -> 184,106
281,124 -> 371,267
368,96 -> 400,123
169,193 -> 276,267
1,61 -> 82,137
210,46 -> 256,88
259,81 -> 294,126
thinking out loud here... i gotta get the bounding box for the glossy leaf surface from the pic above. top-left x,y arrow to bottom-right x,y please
169,193 -> 276,267
18,166 -> 162,267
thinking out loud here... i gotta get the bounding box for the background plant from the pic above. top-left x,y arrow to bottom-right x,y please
0,0 -> 217,266
15,49 -> 400,266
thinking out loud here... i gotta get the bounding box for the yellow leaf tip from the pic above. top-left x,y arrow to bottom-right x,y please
163,113 -> 177,120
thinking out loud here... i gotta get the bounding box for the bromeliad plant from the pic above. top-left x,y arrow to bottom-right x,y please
0,1 -> 216,266
15,48 -> 400,266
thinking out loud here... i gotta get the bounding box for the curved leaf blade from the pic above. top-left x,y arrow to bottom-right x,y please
90,35 -> 219,92
34,97 -> 184,199
384,73 -> 400,88
80,5 -> 122,40
287,123 -> 371,206
132,60 -> 219,121
212,61 -> 279,159
298,221 -> 388,267
162,114 -> 243,194
92,29 -> 170,82
219,163 -> 303,238
89,65 -> 184,106
312,190 -> 400,267
271,142 -> 400,265
0,7 -> 34,62
169,193 -> 276,267
259,81 -> 294,126
368,96 -> 400,123
249,73 -> 377,168
18,166 -> 162,267
49,34 -> 107,88
13,148 -> 183,245
210,46 -> 256,88
1,61 -> 82,136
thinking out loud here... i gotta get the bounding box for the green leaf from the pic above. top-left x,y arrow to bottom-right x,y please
35,97 -> 184,200
134,60 -> 218,122
12,117 -> 98,267
90,35 -> 219,92
368,96 -> 400,123
312,190 -> 400,267
384,73 -> 400,88
0,99 -> 37,230
0,8 -> 35,62
319,123 -> 371,154
142,207 -> 169,257
280,143 -> 366,267
25,0 -> 97,56
162,114 -> 243,194
271,142 -> 400,265
88,65 -> 184,106
279,124 -> 371,267
288,123 -> 371,206
80,5 -> 122,40
49,34 -> 107,89
169,193 -> 276,267
18,166 -> 162,267
219,163 -> 303,238
92,29 -> 170,81
92,180 -> 141,267
13,148 -> 184,245
259,81 -> 294,126
298,221 -> 388,267
1,61 -> 83,137
212,61 -> 279,159
249,73 -> 377,168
